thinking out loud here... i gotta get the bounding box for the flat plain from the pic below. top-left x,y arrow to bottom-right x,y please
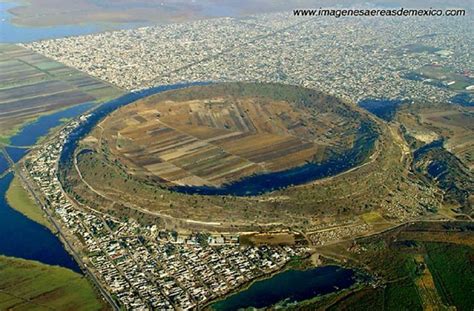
0,44 -> 122,142
0,255 -> 108,311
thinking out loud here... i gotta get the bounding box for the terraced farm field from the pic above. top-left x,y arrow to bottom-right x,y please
0,44 -> 121,140
99,83 -> 362,187
62,83 -> 440,231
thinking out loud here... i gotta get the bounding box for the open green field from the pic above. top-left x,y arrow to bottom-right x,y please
400,43 -> 441,54
415,65 -> 473,91
0,44 -> 122,142
305,221 -> 474,311
6,175 -> 54,232
425,242 -> 474,311
0,255 -> 108,310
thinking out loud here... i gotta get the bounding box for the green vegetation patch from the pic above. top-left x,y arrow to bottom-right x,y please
415,65 -> 473,91
0,255 -> 106,311
6,175 -> 54,232
327,287 -> 384,311
384,278 -> 423,310
309,222 -> 473,311
424,242 -> 474,311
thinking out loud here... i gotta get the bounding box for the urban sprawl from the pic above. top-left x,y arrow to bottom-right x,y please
24,13 -> 472,104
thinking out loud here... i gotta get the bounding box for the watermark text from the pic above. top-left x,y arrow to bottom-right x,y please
293,8 -> 466,18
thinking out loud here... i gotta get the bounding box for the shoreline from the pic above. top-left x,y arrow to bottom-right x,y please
205,257 -> 310,310
205,253 -> 361,310
5,174 -> 56,233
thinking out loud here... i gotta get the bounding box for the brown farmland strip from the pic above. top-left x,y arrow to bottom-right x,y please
0,90 -> 94,115
0,80 -> 72,103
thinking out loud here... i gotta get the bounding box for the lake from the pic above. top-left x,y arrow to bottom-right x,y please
0,103 -> 99,271
358,98 -> 404,121
3,102 -> 95,164
4,146 -> 27,163
9,102 -> 95,147
0,152 -> 7,175
0,2 -> 149,43
0,173 -> 80,272
413,139 -> 444,160
211,266 -> 357,310
450,93 -> 473,107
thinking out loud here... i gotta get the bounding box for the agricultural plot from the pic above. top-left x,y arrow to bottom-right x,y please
312,222 -> 473,311
415,65 -> 473,91
0,44 -> 122,139
99,84 -> 361,187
